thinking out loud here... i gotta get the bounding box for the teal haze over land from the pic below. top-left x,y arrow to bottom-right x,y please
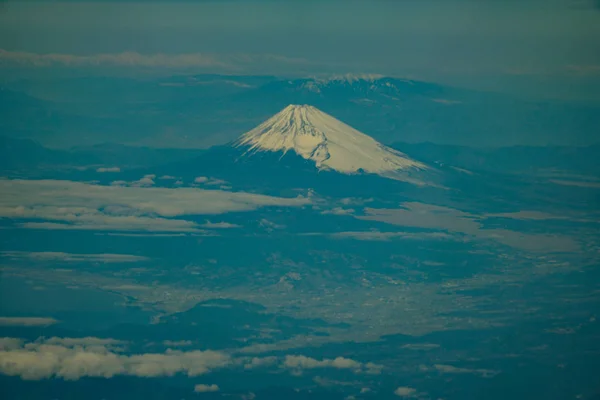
0,1 -> 599,400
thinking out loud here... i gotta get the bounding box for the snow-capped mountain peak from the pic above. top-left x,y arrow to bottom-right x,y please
235,104 -> 427,179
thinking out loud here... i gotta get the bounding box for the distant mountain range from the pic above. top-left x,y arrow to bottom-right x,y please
0,136 -> 204,173
2,74 -> 599,148
1,133 -> 598,183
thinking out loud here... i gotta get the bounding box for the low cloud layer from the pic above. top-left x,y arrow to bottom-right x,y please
0,179 -> 309,232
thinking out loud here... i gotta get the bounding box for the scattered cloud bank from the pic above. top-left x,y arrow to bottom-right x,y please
194,384 -> 220,393
0,179 -> 309,232
0,317 -> 58,327
1,251 -> 148,263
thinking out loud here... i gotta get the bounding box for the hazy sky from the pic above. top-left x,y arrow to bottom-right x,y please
1,0 -> 600,99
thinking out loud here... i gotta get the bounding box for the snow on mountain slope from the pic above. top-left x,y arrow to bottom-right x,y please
235,104 -> 427,179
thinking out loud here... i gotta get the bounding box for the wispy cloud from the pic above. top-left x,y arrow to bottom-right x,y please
550,179 -> 600,188
565,64 -> 600,76
163,340 -> 193,347
330,230 -> 458,242
0,49 -> 230,69
200,221 -> 242,229
427,363 -> 499,378
0,317 -> 59,327
0,49 -> 313,72
1,251 -> 149,263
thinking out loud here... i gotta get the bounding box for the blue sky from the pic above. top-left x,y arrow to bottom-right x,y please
1,0 -> 600,99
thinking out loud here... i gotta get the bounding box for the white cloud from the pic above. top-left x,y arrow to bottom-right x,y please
205,178 -> 228,186
110,180 -> 128,186
1,251 -> 148,263
0,179 -> 309,232
284,355 -> 361,371
194,384 -> 220,393
131,174 -> 156,187
0,337 -> 231,381
96,167 -> 121,173
364,362 -> 384,375
394,387 -> 417,397
321,207 -> 355,216
200,221 -> 242,229
283,355 -> 381,375
0,317 -> 58,327
194,177 -> 209,184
